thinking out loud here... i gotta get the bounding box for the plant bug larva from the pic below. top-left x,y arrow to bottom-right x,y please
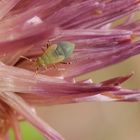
21,41 -> 75,73
37,41 -> 75,67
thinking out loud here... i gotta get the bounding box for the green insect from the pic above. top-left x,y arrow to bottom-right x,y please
21,41 -> 75,72
36,41 -> 75,68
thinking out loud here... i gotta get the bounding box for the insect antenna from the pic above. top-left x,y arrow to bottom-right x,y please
20,56 -> 33,61
20,56 -> 40,76
41,41 -> 51,52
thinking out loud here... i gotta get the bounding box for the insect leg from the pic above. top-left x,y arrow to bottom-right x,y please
35,66 -> 39,76
20,56 -> 33,62
44,66 -> 48,71
60,61 -> 72,64
41,64 -> 48,71
41,47 -> 46,53
52,64 -> 57,69
46,40 -> 51,48
41,40 -> 51,52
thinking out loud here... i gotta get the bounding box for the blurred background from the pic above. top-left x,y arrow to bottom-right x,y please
10,55 -> 140,140
38,55 -> 140,140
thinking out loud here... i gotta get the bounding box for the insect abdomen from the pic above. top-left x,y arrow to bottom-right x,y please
37,51 -> 63,66
55,41 -> 75,60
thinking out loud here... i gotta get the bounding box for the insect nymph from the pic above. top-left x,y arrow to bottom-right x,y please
21,41 -> 75,72
36,41 -> 75,69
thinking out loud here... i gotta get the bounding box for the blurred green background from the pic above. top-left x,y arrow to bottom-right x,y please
10,55 -> 140,140
9,122 -> 44,140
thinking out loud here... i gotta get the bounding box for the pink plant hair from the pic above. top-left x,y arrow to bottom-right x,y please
0,0 -> 140,140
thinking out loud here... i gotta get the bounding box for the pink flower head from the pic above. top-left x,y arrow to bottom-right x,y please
0,0 -> 140,140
